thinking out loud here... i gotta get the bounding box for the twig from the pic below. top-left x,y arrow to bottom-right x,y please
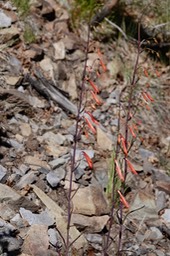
105,18 -> 128,40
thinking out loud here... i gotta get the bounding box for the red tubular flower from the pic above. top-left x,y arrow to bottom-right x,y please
117,190 -> 129,208
144,69 -> 149,77
88,79 -> 99,93
141,92 -> 149,102
126,158 -> 138,175
82,151 -> 93,169
86,111 -> 99,125
84,117 -> 96,134
145,92 -> 154,102
120,137 -> 128,156
90,91 -> 103,105
155,70 -> 161,77
115,159 -> 124,182
128,125 -> 136,138
97,48 -> 107,72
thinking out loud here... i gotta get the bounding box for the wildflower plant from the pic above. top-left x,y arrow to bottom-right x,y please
103,24 -> 157,255
63,27 -> 108,255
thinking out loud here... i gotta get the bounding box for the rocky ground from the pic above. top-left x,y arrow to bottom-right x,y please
0,0 -> 170,255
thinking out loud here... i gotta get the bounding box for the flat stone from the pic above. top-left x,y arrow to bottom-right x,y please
20,208 -> 54,226
53,41 -> 65,60
72,185 -> 109,216
129,190 -> 158,220
39,57 -> 54,78
161,209 -> 170,223
5,75 -> 22,86
0,165 -> 7,181
0,203 -> 16,221
0,184 -> 21,202
16,171 -> 38,189
49,158 -> 66,169
20,123 -> 32,137
72,214 -> 109,232
22,224 -> 49,256
144,227 -> 164,241
97,126 -> 113,151
62,73 -> 78,100
24,156 -> 50,170
39,131 -> 66,146
0,10 -> 12,27
0,26 -> 19,45
46,167 -> 65,187
48,228 -> 58,246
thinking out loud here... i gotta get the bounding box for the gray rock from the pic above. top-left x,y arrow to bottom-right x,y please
162,209 -> 170,223
0,165 -> 7,182
139,148 -> 155,159
46,167 -> 65,187
49,158 -> 66,169
9,139 -> 23,151
155,190 -> 166,212
40,131 -> 66,145
22,224 -> 49,255
72,214 -> 109,233
20,123 -> 32,137
0,203 -> 15,221
0,218 -> 22,252
0,184 -> 21,203
85,234 -> 103,250
19,164 -> 30,175
16,171 -> 38,189
144,227 -> 164,241
155,250 -> 165,256
19,208 -> 54,226
48,228 -> 58,246
53,41 -> 65,60
0,10 -> 12,28
72,185 -> 109,216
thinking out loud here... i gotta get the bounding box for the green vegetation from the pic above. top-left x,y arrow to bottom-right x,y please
12,0 -> 30,16
23,25 -> 36,44
70,0 -> 103,27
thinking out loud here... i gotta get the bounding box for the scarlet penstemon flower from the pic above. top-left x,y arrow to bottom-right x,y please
86,111 -> 99,125
120,136 -> 128,156
125,158 -> 138,175
115,159 -> 124,182
155,70 -> 161,78
144,68 -> 149,77
84,117 -> 96,134
117,190 -> 129,208
141,91 -> 149,102
90,91 -> 103,105
128,125 -> 136,138
145,92 -> 154,102
97,48 -> 107,72
82,151 -> 93,169
88,79 -> 100,93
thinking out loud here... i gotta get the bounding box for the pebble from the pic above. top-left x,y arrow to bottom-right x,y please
0,165 -> 7,182
49,158 -> 66,169
19,208 -> 54,226
46,167 -> 65,187
0,10 -> 12,27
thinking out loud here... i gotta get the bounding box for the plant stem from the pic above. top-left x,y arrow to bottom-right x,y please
65,25 -> 91,255
117,23 -> 141,255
